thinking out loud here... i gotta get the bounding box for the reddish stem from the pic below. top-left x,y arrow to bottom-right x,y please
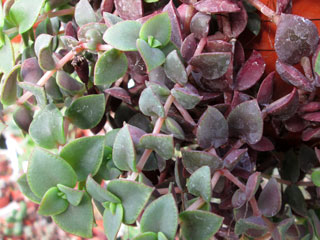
246,0 -> 280,24
173,100 -> 196,126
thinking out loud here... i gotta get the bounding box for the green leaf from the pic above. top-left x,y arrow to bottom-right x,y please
86,175 -> 121,203
187,166 -> 211,202
312,170 -> 320,187
103,20 -> 141,51
247,12 -> 261,36
103,203 -> 123,240
65,94 -> 106,129
181,149 -> 223,173
29,103 -> 65,149
19,82 -> 47,108
144,0 -> 159,2
140,194 -> 178,240
94,48 -> 128,86
171,85 -> 202,110
158,232 -> 168,240
27,148 -> 77,198
163,117 -> 185,140
134,232 -> 158,240
179,210 -> 223,240
235,216 -> 268,238
103,12 -> 123,26
60,136 -> 104,181
0,35 -> 14,75
10,0 -> 46,34
145,82 -> 170,103
113,124 -> 137,172
139,134 -> 174,160
284,185 -> 307,216
38,187 -> 69,216
0,64 -> 20,105
315,50 -> 320,76
17,173 -> 41,203
164,50 -> 187,86
75,0 -> 96,27
52,192 -> 93,238
56,70 -> 85,95
137,39 -> 165,72
57,184 -> 84,206
107,180 -> 153,224
139,12 -> 171,46
139,87 -> 165,117
34,34 -> 55,70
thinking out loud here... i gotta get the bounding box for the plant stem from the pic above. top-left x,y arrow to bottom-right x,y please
173,100 -> 196,126
17,46 -> 83,105
157,187 -> 182,195
36,7 -> 75,24
245,0 -> 280,24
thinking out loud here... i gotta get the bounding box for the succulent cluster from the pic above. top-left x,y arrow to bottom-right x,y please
0,0 -> 320,239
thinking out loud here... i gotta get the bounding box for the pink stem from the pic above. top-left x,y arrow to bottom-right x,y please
173,100 -> 196,126
246,0 -> 279,24
157,187 -> 182,195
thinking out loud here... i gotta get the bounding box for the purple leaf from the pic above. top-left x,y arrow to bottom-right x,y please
265,87 -> 299,121
194,0 -> 240,14
163,1 -> 183,48
100,0 -> 114,13
197,106 -> 228,149
181,33 -> 197,63
245,172 -> 261,200
235,50 -> 265,91
284,116 -> 306,133
276,0 -> 292,14
190,12 -> 211,39
105,87 -> 132,104
258,178 -> 281,217
234,41 -> 245,72
299,102 -> 320,113
190,52 -> 231,80
21,57 -> 44,84
228,100 -> 263,145
248,137 -> 274,152
231,91 -> 251,110
276,60 -> 314,92
302,112 -> 320,122
229,1 -> 248,38
257,71 -> 275,106
302,127 -> 320,141
114,0 -> 143,20
65,21 -> 78,39
232,189 -> 247,209
205,40 -> 232,53
223,148 -> 247,170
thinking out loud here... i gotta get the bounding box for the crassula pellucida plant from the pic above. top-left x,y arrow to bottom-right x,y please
0,0 -> 320,239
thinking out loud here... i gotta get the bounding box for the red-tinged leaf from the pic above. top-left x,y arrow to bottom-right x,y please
114,0 -> 143,20
181,33 -> 197,63
21,57 -> 44,84
229,1 -> 248,38
245,172 -> 261,200
248,137 -> 274,152
264,87 -> 299,121
315,147 -> 320,163
194,0 -> 240,14
258,178 -> 281,217
302,112 -> 320,122
190,12 -> 211,39
232,189 -> 246,209
235,50 -> 265,91
101,0 -> 114,13
284,116 -> 306,133
257,72 -> 275,106
231,91 -> 251,110
223,148 -> 247,170
234,41 -> 245,72
276,60 -> 314,92
205,40 -> 232,53
163,1 -> 183,48
301,128 -> 320,142
299,102 -> 320,113
105,87 -> 132,104
276,0 -> 292,14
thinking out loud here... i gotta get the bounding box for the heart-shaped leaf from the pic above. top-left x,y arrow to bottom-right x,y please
190,12 -> 211,39
171,84 -> 202,109
139,12 -> 171,47
163,117 -> 185,140
94,48 -> 128,86
258,178 -> 281,217
257,71 -> 275,105
139,87 -> 165,118
248,136 -> 274,152
179,210 -> 223,240
75,0 -> 96,27
56,70 -> 85,95
137,39 -> 166,72
38,187 -> 69,216
65,94 -> 106,129
107,180 -> 153,224
235,216 -> 268,238
57,184 -> 84,206
27,148 -> 77,198
34,34 -> 55,71
190,52 -> 231,80
60,136 -> 104,181
187,166 -> 211,202
19,82 -> 47,108
86,175 -> 121,203
114,0 -> 143,20
52,192 -> 93,238
10,0 -> 46,34
17,174 -> 41,203
194,0 -> 240,13
29,103 -> 65,149
103,203 -> 123,240
113,124 -> 137,172
245,172 -> 261,200
140,194 -> 178,240
139,134 -> 174,160
228,100 -> 263,145
145,82 -> 170,103
103,21 -> 141,51
197,106 -> 228,149
164,50 -> 187,86
181,149 -> 223,173
21,57 -> 43,84
181,34 -> 197,63
13,104 -> 33,133
284,185 -> 307,216
235,50 -> 265,91
1,64 -> 20,106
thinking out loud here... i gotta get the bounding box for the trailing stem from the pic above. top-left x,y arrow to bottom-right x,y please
245,0 -> 280,24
